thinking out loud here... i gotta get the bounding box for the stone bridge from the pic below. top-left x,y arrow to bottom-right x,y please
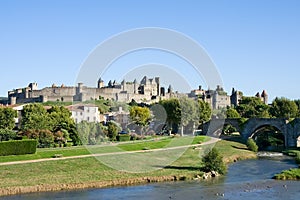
203,118 -> 300,147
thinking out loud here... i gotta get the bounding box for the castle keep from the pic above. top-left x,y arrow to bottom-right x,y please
8,76 -> 174,105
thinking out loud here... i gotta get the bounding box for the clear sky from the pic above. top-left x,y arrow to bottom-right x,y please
1,0 -> 300,102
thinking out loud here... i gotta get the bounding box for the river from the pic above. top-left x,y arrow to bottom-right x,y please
2,155 -> 300,200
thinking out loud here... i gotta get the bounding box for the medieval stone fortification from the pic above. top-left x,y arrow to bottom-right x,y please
8,76 -> 176,105
7,76 -> 268,109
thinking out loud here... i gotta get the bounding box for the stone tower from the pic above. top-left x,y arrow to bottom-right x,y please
155,77 -> 160,96
261,90 -> 268,104
121,79 -> 126,91
230,88 -> 240,107
97,78 -> 104,88
168,85 -> 172,94
133,79 -> 138,94
28,82 -> 38,91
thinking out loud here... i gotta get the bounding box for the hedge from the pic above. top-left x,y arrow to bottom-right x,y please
0,139 -> 37,156
116,134 -> 131,142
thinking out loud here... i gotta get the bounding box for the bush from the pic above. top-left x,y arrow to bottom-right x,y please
0,129 -> 17,141
202,147 -> 227,175
0,139 -> 37,156
21,129 -> 54,148
38,130 -> 54,148
117,134 -> 131,142
247,138 -> 258,152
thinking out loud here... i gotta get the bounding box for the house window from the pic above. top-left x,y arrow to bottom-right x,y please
87,117 -> 90,121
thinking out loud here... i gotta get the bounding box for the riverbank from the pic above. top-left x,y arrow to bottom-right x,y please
273,149 -> 300,180
0,138 -> 256,196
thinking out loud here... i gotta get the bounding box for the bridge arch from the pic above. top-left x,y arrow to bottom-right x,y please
241,118 -> 288,147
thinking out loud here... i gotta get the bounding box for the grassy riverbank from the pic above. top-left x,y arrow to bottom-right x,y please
0,136 -> 256,196
273,149 -> 300,180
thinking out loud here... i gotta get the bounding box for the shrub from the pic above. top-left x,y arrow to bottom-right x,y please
20,129 -> 54,148
117,134 -> 131,142
0,129 -> 17,141
247,138 -> 258,152
37,130 -> 54,148
0,139 -> 37,156
201,147 -> 227,175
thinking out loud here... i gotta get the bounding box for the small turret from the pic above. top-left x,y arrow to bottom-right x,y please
97,78 -> 104,88
108,80 -> 112,87
28,82 -> 38,91
168,85 -> 172,93
121,79 -> 126,91
231,88 -> 236,95
133,79 -> 138,94
261,90 -> 268,104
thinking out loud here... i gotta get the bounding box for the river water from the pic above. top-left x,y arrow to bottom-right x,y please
2,156 -> 300,200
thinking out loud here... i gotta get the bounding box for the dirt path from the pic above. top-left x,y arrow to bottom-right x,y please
0,137 -> 220,166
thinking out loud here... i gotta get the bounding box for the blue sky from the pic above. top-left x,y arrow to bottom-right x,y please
1,0 -> 300,102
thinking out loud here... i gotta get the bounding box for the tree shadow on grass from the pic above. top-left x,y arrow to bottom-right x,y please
231,145 -> 248,150
154,165 -> 201,171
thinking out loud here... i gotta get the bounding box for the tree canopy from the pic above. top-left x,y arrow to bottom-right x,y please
179,96 -> 199,134
0,107 -> 16,130
226,108 -> 241,118
21,103 -> 51,131
236,97 -> 269,118
198,99 -> 212,123
159,98 -> 181,132
20,103 -> 80,146
270,97 -> 298,119
129,106 -> 151,128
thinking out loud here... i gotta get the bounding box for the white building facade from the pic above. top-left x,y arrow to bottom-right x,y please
68,104 -> 100,124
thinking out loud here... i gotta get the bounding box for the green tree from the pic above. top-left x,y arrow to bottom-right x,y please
179,97 -> 198,135
21,103 -> 51,131
76,121 -> 90,145
129,106 -> 151,134
198,99 -> 212,124
202,147 -> 227,175
48,106 -> 80,145
226,108 -> 241,118
107,121 -> 121,141
0,107 -> 17,130
236,97 -> 270,118
159,98 -> 181,133
270,97 -> 298,119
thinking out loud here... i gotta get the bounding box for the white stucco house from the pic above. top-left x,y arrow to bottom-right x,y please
67,104 -> 101,124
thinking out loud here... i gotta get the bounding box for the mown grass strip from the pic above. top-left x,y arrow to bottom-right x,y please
0,136 -> 209,163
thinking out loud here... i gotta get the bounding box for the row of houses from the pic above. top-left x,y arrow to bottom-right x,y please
8,104 -> 130,130
67,104 -> 130,129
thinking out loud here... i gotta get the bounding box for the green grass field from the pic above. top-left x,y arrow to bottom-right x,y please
0,136 -> 208,163
0,136 -> 256,195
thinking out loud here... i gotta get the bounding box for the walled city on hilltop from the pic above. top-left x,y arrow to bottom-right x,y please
4,76 -> 268,109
